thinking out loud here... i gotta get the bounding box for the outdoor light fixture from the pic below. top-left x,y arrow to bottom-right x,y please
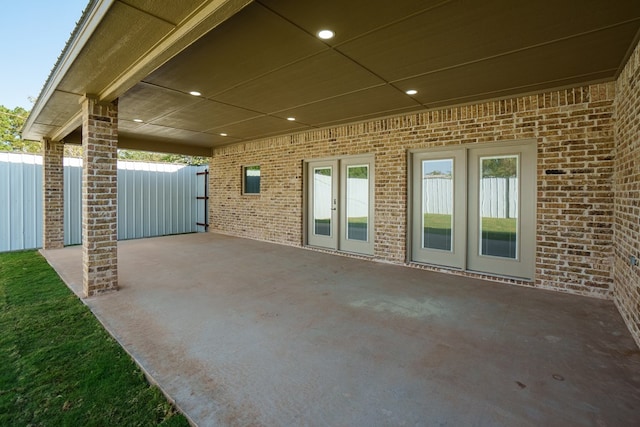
287,117 -> 296,121
220,133 -> 228,137
133,118 -> 143,123
406,89 -> 418,95
189,91 -> 202,96
317,29 -> 334,40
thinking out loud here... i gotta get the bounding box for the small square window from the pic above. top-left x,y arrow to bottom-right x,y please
243,165 -> 260,194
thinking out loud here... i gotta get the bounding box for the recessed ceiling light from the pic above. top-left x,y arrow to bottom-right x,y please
219,133 -> 227,137
189,91 -> 201,96
133,118 -> 143,123
317,29 -> 334,40
287,117 -> 296,121
406,89 -> 418,95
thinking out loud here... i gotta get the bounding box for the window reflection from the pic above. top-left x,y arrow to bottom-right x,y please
479,156 -> 518,259
422,159 -> 453,251
313,167 -> 332,236
346,165 -> 368,241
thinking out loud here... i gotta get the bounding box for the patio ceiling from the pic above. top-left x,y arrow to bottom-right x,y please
23,0 -> 640,156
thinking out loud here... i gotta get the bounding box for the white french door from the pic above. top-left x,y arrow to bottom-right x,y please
411,150 -> 466,269
411,141 -> 536,279
306,155 -> 374,256
307,160 -> 339,249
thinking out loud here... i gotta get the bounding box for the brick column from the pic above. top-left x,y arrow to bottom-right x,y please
81,96 -> 118,297
42,138 -> 64,249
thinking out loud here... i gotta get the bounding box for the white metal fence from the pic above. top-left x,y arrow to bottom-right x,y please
313,175 -> 369,219
1,153 -> 207,252
313,174 -> 518,220
0,153 -> 42,251
423,176 -> 518,218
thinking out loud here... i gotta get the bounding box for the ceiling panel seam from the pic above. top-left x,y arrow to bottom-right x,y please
129,81 -> 281,128
197,2 -> 335,99
253,0 -> 423,105
615,26 -> 640,77
120,122 -> 232,148
201,115 -> 316,134
132,79 -> 322,133
205,50 -> 331,98
298,105 -> 423,129
255,0 -> 452,48
387,18 -> 640,84
99,0 -> 253,102
124,82 -> 212,123
425,70 -> 618,108
126,107 -> 312,140
117,0 -> 179,26
267,84 -> 389,114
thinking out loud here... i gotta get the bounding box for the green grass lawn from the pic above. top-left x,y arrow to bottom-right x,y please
424,213 -> 453,230
347,216 -> 368,224
0,251 -> 189,427
480,217 -> 517,235
424,214 -> 516,235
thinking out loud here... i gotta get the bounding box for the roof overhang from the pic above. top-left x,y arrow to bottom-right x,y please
23,0 -> 252,155
22,0 -> 640,156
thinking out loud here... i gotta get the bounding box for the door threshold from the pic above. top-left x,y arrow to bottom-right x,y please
408,261 -> 534,285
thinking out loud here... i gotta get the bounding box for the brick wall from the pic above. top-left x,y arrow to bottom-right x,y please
211,83 -> 616,297
42,139 -> 64,249
81,97 -> 119,297
614,39 -> 640,348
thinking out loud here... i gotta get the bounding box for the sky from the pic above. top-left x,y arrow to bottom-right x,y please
0,0 -> 88,110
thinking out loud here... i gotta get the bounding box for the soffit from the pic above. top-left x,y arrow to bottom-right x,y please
400,22 -> 640,107
206,115 -> 308,140
149,98 -> 262,133
335,0 -> 640,82
56,1 -> 175,95
276,85 -> 421,127
24,0 -> 640,155
22,0 -> 253,148
120,0 -> 640,151
211,50 -> 388,114
143,3 -> 329,97
123,0 -> 207,25
120,124 -> 216,146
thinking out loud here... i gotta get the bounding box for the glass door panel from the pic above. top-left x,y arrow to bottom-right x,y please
411,150 -> 465,268
467,143 -> 535,279
422,159 -> 453,251
340,157 -> 374,255
307,160 -> 338,250
479,155 -> 518,259
346,165 -> 369,242
313,167 -> 333,237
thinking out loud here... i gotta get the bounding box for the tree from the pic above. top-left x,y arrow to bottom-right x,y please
116,149 -> 209,165
2,105 -> 208,165
481,157 -> 517,178
0,105 -> 41,153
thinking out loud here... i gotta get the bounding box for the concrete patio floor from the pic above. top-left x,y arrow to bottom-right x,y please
41,233 -> 640,426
